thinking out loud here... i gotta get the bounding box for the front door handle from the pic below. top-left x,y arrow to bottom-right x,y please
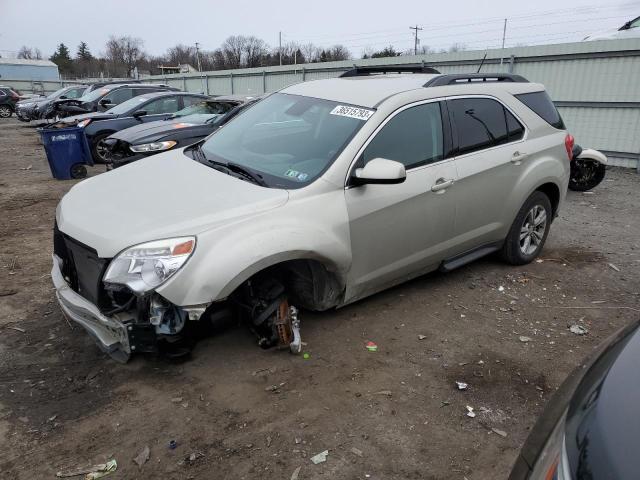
431,178 -> 455,192
511,151 -> 529,164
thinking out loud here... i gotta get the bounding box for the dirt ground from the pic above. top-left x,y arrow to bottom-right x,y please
0,117 -> 639,480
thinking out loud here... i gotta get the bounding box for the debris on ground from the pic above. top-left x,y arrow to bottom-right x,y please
374,390 -> 392,397
418,334 -> 427,340
291,466 -> 302,480
168,440 -> 177,450
303,352 -> 310,359
569,324 -> 588,335
607,263 -> 621,272
491,428 -> 508,437
188,452 -> 204,462
7,326 -> 26,333
56,459 -> 117,479
498,286 -> 505,292
455,381 -> 468,391
20,165 -> 32,170
265,382 -> 286,392
310,450 -> 329,464
466,406 -> 476,418
365,341 -> 378,352
350,447 -> 364,457
133,446 -> 150,468
170,397 -> 183,403
518,336 -> 532,343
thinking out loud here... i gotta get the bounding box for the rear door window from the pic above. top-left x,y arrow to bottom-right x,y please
104,88 -> 133,105
362,102 -> 444,169
514,91 -> 565,129
143,96 -> 181,114
449,97 -> 524,155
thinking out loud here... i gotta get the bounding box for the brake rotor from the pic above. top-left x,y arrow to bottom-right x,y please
274,298 -> 293,346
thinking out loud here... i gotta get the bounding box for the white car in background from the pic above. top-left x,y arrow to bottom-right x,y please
584,15 -> 640,40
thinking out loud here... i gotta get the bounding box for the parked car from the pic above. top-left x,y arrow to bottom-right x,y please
509,320 -> 640,480
52,66 -> 571,361
55,91 -> 209,163
0,85 -> 21,118
48,83 -> 179,120
15,85 -> 88,122
105,95 -> 260,168
584,15 -> 640,40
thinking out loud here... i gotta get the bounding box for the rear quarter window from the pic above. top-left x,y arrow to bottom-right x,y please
515,91 -> 565,130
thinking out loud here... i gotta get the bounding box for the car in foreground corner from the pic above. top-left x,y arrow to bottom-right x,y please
105,95 -> 260,168
52,66 -> 571,362
509,320 -> 640,480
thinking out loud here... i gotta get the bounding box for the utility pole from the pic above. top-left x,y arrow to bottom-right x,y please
195,42 -> 202,72
500,19 -> 507,66
195,42 -> 205,94
410,25 -> 423,55
279,31 -> 282,66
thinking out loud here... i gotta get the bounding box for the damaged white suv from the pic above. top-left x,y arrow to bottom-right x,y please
53,66 -> 571,362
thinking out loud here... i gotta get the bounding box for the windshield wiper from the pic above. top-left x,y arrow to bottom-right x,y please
226,162 -> 267,187
192,145 -> 267,187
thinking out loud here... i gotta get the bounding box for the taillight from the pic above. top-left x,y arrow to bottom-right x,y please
565,134 -> 574,161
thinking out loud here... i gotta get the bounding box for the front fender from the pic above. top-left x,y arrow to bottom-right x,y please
156,191 -> 351,306
577,148 -> 608,165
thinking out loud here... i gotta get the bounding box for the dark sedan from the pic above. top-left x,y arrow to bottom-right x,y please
510,320 -> 640,479
48,83 -> 178,120
105,95 -> 260,168
57,91 -> 209,163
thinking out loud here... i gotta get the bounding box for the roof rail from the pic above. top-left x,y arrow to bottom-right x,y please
424,73 -> 528,87
340,63 -> 440,77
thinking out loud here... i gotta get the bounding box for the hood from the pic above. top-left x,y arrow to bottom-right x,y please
110,117 -> 205,144
59,111 -> 117,125
57,151 -> 289,257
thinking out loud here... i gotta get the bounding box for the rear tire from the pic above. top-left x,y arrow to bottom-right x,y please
501,191 -> 552,265
569,160 -> 606,191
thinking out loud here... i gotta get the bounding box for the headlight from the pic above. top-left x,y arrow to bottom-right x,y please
103,237 -> 195,293
529,411 -> 570,479
77,119 -> 92,128
130,141 -> 177,153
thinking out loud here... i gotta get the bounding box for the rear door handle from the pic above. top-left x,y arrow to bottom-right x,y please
511,151 -> 529,164
431,178 -> 455,192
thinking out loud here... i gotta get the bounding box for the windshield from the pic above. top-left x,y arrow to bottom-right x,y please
200,93 -> 372,188
107,95 -> 151,115
174,100 -> 236,118
77,86 -> 115,103
48,87 -> 69,100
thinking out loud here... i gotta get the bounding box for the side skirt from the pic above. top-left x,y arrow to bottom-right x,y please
439,241 -> 503,273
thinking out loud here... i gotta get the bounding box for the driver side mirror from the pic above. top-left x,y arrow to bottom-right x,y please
132,110 -> 147,118
59,95 -> 68,100
100,98 -> 113,107
350,158 -> 406,186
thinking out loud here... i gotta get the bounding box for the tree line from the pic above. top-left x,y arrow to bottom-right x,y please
18,35 -> 467,79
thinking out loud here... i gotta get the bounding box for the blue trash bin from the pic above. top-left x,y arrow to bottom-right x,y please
38,126 -> 94,180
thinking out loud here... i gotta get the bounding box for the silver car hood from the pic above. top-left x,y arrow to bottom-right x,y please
57,151 -> 289,257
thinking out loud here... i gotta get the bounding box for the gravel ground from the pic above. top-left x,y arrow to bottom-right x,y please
0,118 -> 639,479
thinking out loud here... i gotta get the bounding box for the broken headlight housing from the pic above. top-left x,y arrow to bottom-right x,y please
103,237 -> 195,293
77,119 -> 92,128
130,141 -> 177,153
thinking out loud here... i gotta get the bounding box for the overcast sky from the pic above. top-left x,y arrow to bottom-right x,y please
0,0 -> 637,58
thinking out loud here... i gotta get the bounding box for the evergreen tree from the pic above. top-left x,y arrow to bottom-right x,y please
50,43 -> 73,76
76,42 -> 93,61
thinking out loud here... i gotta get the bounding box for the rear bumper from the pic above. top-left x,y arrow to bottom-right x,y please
52,255 -> 132,362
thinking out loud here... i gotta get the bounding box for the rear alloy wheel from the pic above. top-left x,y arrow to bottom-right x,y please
501,191 -> 552,265
0,105 -> 12,118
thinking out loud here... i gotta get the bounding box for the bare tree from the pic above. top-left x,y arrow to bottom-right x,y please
300,43 -> 320,63
221,35 -> 247,69
244,36 -> 268,68
104,35 -> 145,77
17,46 -> 43,60
166,44 -> 197,66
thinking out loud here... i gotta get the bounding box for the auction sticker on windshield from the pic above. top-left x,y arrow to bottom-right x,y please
330,105 -> 374,121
